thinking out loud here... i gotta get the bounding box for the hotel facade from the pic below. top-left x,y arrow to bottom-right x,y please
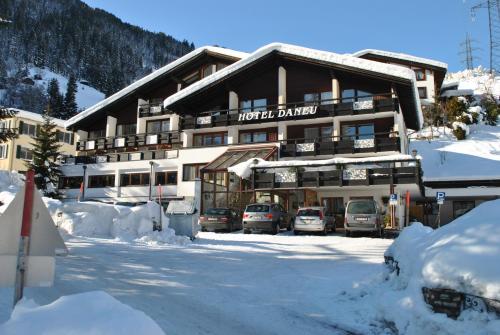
60,43 -> 448,227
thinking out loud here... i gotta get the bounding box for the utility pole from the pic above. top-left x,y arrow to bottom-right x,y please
471,0 -> 500,73
459,33 -> 480,70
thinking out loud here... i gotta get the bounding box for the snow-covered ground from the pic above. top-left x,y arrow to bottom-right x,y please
409,124 -> 500,181
28,67 -> 105,109
444,66 -> 500,98
0,232 -> 392,335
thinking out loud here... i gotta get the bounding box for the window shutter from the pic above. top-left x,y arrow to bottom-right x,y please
4,144 -> 8,159
55,130 -> 60,142
18,121 -> 24,134
36,124 -> 41,136
70,132 -> 74,145
16,145 -> 21,159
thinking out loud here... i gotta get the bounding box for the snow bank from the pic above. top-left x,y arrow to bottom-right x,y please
444,66 -> 500,98
410,124 -> 500,181
57,200 -> 190,246
0,171 -> 24,213
0,291 -> 165,335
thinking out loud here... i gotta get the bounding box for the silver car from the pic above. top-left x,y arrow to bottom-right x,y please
243,203 -> 292,234
344,200 -> 384,237
294,207 -> 335,235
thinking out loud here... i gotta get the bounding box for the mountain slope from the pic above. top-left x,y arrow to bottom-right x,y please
0,0 -> 194,112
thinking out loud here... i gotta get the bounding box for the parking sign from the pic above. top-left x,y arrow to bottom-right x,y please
389,193 -> 398,205
436,192 -> 446,205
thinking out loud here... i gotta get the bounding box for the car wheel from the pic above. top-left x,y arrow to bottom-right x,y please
228,222 -> 233,233
345,230 -> 351,237
272,222 -> 280,235
287,219 -> 293,231
322,226 -> 328,236
244,229 -> 251,234
293,230 -> 300,235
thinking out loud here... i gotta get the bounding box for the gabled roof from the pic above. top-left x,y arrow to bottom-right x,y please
8,108 -> 65,127
65,46 -> 248,129
163,42 -> 424,128
352,49 -> 448,71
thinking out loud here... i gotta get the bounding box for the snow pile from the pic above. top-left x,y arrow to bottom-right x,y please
0,171 -> 24,213
452,121 -> 470,135
388,200 -> 500,299
444,66 -> 500,98
0,291 -> 165,335
410,124 -> 500,180
332,201 -> 500,334
57,200 -> 190,246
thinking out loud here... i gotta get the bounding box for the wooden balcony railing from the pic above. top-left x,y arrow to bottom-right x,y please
280,132 -> 400,157
251,159 -> 421,190
180,93 -> 398,130
76,131 -> 182,152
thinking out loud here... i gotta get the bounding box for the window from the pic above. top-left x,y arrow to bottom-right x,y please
322,197 -> 344,215
0,144 -> 7,159
341,89 -> 372,102
240,98 -> 267,112
304,91 -> 333,105
0,120 -> 10,131
183,71 -> 201,86
418,87 -> 428,99
303,126 -> 333,141
57,131 -> 73,144
116,124 -> 137,136
182,163 -> 206,181
202,64 -> 214,77
88,175 -> 115,188
239,129 -> 277,143
193,132 -> 228,147
146,119 -> 170,134
453,201 -> 475,219
341,123 -> 374,140
156,171 -> 178,185
120,173 -> 150,187
19,122 -> 36,137
216,63 -> 227,71
16,145 -> 32,160
59,176 -> 83,189
89,129 -> 105,139
414,69 -> 426,81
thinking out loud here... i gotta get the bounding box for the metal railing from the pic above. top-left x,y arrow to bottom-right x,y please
77,131 -> 182,151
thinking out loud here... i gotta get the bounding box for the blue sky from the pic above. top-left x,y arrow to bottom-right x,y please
83,0 -> 491,71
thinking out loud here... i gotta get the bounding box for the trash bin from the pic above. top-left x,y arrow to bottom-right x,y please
165,200 -> 201,239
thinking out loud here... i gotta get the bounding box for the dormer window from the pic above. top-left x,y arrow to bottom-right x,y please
202,64 -> 214,77
183,71 -> 200,86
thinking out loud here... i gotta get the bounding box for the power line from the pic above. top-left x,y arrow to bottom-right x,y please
471,0 -> 500,73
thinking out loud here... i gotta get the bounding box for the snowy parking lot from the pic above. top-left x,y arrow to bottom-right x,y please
1,232 -> 392,335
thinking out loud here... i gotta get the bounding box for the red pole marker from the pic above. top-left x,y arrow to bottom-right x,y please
21,170 -> 35,237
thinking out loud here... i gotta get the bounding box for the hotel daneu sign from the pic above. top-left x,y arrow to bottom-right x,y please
238,105 -> 318,122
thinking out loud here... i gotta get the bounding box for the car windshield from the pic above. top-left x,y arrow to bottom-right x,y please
297,209 -> 321,217
205,208 -> 231,215
246,204 -> 270,212
347,201 -> 376,214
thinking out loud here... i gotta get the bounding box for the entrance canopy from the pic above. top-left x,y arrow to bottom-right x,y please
203,146 -> 277,172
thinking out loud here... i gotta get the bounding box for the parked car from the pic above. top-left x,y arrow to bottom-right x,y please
293,207 -> 336,235
199,208 -> 242,232
344,199 -> 384,237
243,203 -> 292,234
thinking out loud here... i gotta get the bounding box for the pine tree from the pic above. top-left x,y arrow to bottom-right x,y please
46,78 -> 64,119
63,74 -> 78,119
26,107 -> 62,198
0,107 -> 17,143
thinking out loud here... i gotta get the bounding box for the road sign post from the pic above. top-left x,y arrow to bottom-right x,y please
389,194 -> 398,229
436,192 -> 446,228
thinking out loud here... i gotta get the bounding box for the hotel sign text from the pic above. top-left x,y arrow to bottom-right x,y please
238,105 -> 318,122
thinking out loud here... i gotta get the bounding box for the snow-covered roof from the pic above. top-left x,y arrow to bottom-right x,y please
163,42 -> 423,128
8,108 -> 66,128
352,49 -> 448,70
229,153 -> 419,179
65,46 -> 248,129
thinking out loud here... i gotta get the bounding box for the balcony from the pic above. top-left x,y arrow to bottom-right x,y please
62,149 -> 179,165
138,102 -> 170,118
251,159 -> 421,190
280,132 -> 400,157
180,93 -> 398,130
76,131 -> 182,152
